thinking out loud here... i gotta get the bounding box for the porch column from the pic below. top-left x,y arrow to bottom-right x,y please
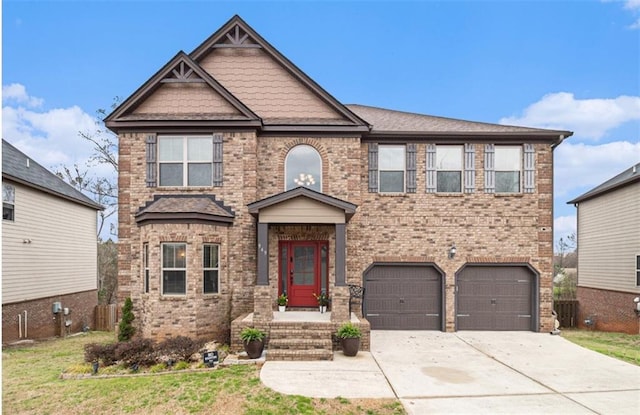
335,223 -> 346,286
257,222 -> 268,286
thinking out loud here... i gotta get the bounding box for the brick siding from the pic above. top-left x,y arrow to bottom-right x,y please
577,286 -> 640,334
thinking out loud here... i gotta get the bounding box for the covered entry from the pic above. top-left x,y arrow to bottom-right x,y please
456,264 -> 538,331
364,263 -> 444,330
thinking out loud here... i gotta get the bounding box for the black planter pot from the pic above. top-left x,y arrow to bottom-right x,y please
340,337 -> 360,357
243,339 -> 264,359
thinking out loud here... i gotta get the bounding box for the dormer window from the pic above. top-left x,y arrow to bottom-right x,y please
285,145 -> 322,192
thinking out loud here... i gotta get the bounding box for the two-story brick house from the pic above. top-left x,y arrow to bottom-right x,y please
106,15 -> 571,358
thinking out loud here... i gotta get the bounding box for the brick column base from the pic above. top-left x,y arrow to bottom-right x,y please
253,286 -> 273,323
330,286 -> 350,323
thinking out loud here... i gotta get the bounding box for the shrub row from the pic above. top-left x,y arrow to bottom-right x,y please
84,336 -> 203,367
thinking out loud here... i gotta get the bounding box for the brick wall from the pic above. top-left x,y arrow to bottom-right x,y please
2,290 -> 97,344
577,287 -> 640,334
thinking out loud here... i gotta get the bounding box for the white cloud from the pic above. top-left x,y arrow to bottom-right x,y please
554,140 -> 640,197
2,83 -> 44,108
500,93 -> 640,140
629,17 -> 640,29
554,215 -> 577,245
624,0 -> 640,10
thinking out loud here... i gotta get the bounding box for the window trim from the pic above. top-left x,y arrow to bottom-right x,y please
284,144 -> 322,192
378,145 -> 406,193
161,242 -> 187,296
203,244 -> 220,295
143,243 -> 150,294
494,146 -> 522,194
436,145 -> 463,193
3,183 -> 15,221
158,135 -> 213,187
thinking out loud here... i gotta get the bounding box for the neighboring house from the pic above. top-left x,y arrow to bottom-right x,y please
2,139 -> 103,343
568,163 -> 640,334
105,15 -> 572,358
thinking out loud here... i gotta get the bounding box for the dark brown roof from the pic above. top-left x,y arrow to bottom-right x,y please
567,163 -> 640,204
136,195 -> 234,225
347,104 -> 572,142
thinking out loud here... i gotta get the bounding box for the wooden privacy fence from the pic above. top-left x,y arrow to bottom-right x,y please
554,300 -> 578,328
95,304 -> 118,331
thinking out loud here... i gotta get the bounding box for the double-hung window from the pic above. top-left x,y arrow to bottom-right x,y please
158,136 -> 213,186
203,244 -> 220,294
378,145 -> 405,193
143,243 -> 150,293
3,183 -> 15,221
162,243 -> 186,295
495,146 -> 521,193
436,145 -> 463,193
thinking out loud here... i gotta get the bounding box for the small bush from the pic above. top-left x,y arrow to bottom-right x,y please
149,363 -> 167,373
118,297 -> 135,342
157,336 -> 201,362
84,342 -> 117,366
173,361 -> 190,370
115,338 -> 157,366
65,363 -> 93,374
336,322 -> 361,339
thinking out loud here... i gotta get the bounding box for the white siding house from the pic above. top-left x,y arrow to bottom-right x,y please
568,163 -> 640,334
2,139 -> 103,343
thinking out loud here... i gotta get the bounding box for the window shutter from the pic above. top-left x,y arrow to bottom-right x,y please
212,133 -> 223,187
406,143 -> 417,193
368,143 -> 378,193
426,144 -> 436,193
464,143 -> 475,193
484,144 -> 495,193
145,134 -> 157,188
523,144 -> 535,193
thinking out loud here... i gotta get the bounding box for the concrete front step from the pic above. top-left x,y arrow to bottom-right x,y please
267,348 -> 334,361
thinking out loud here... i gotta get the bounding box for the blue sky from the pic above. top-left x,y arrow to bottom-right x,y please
3,0 -> 639,247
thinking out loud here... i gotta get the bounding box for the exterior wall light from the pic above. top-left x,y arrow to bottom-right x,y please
634,297 -> 640,316
448,243 -> 456,259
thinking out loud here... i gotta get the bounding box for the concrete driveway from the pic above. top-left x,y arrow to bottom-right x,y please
261,331 -> 640,415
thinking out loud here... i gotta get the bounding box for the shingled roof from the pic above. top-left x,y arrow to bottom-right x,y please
347,104 -> 572,142
568,162 -> 640,204
2,139 -> 103,210
135,195 -> 235,225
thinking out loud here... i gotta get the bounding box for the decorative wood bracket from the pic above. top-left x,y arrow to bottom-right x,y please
213,24 -> 261,49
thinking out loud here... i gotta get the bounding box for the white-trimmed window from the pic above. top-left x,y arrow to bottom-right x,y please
495,146 -> 521,193
162,243 -> 186,295
3,183 -> 15,221
143,243 -> 150,293
158,136 -> 213,186
379,145 -> 405,193
436,145 -> 463,193
203,244 -> 220,294
285,145 -> 322,192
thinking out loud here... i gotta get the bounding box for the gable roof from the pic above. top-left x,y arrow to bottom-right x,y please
347,104 -> 572,144
189,15 -> 369,131
2,139 -> 103,210
567,162 -> 640,204
247,186 -> 357,222
135,194 -> 235,225
105,51 -> 261,131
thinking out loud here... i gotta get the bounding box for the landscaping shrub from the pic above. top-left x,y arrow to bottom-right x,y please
114,338 -> 157,366
118,297 -> 135,342
84,342 -> 117,366
157,336 -> 202,362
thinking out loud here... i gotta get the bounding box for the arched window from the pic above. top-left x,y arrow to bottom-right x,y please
285,145 -> 322,192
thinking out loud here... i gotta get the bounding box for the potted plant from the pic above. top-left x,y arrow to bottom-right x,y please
277,293 -> 288,312
239,327 -> 265,359
336,322 -> 361,356
313,292 -> 330,313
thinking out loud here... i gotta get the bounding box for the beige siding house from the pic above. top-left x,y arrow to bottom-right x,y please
106,15 -> 572,359
568,163 -> 640,334
2,140 -> 102,343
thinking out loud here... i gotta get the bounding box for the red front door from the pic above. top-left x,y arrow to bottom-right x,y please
279,241 -> 328,307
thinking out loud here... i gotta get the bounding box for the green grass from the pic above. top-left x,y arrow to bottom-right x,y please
3,332 -> 405,415
562,329 -> 640,366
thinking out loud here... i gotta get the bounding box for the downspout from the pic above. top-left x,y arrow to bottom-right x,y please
24,310 -> 28,338
18,314 -> 22,339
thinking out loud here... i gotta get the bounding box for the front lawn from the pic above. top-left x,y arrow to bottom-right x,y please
561,329 -> 640,366
2,332 -> 404,415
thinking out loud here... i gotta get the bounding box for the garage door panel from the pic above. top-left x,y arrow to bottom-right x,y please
457,265 -> 536,331
364,265 -> 443,330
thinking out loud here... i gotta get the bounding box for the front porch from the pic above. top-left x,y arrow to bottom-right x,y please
230,311 -> 371,361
